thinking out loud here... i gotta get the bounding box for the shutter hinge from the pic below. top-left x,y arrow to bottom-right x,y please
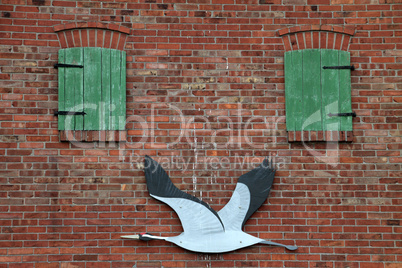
54,63 -> 84,69
323,65 -> 355,71
328,112 -> 356,117
54,111 -> 86,116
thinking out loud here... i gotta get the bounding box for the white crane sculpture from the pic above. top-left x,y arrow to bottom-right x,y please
122,156 -> 297,253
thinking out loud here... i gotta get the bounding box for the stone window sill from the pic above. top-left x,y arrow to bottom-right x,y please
59,130 -> 126,142
288,131 -> 353,142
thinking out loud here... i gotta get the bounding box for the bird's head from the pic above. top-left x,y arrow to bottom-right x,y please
138,232 -> 154,241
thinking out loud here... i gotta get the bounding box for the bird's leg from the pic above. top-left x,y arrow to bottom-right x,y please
260,240 -> 298,251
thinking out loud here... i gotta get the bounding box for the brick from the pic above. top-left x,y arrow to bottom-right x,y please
88,29 -> 96,47
278,27 -> 289,36
327,32 -> 335,49
289,34 -> 298,50
81,29 -> 89,47
110,31 -> 120,49
72,29 -> 81,47
64,30 -> 74,48
118,34 -> 127,50
282,35 -> 292,52
334,33 -> 343,50
96,29 -> 104,48
53,24 -> 65,32
305,31 -> 312,49
320,31 -> 327,49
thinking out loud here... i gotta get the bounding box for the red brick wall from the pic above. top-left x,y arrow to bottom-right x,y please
1,0 -> 401,267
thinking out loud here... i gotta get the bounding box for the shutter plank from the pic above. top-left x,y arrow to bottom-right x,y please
339,51 -> 353,131
73,48 -> 84,130
58,49 -> 65,130
321,49 -> 341,131
285,50 -> 303,131
118,51 -> 126,130
302,49 -> 322,131
110,49 -> 121,130
101,48 -> 111,130
65,48 -> 84,130
84,47 -> 102,130
64,49 -> 75,130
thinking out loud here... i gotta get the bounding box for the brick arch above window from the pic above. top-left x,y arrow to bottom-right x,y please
278,25 -> 356,52
53,22 -> 131,50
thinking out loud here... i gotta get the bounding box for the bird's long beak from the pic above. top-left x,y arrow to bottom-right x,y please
121,235 -> 140,239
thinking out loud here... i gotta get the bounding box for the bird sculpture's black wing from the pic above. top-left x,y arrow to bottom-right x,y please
218,158 -> 275,230
144,156 -> 225,234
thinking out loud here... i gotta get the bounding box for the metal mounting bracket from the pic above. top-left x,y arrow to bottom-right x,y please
323,65 -> 355,71
54,111 -> 86,116
328,112 -> 356,117
54,63 -> 84,69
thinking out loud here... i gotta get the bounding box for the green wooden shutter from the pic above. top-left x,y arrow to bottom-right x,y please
285,49 -> 353,132
57,48 -> 84,130
58,48 -> 126,131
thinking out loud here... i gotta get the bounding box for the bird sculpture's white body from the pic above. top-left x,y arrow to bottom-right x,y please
167,230 -> 262,253
121,156 -> 297,253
